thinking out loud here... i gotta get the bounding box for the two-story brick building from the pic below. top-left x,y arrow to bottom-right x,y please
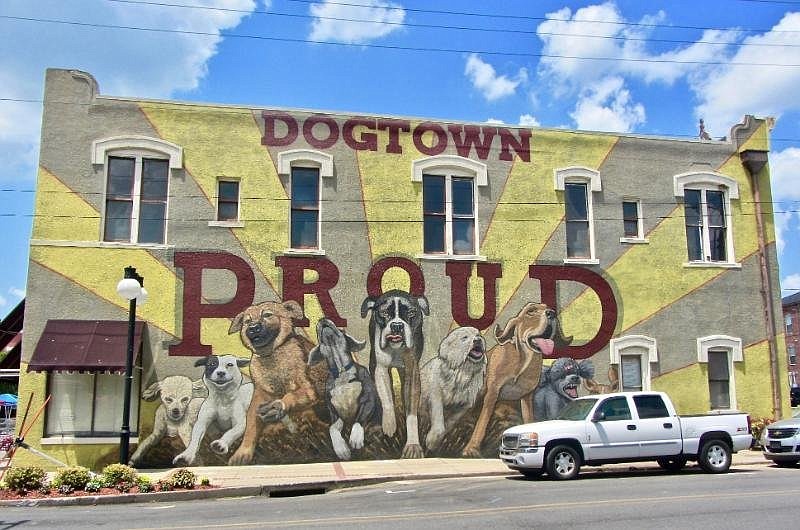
782,291 -> 800,391
14,68 -> 790,470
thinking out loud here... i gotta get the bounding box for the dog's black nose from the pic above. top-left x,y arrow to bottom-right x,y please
390,322 -> 404,334
545,309 -> 556,319
247,322 -> 264,334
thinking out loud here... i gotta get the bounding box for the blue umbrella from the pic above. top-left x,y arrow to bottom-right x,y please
0,393 -> 17,405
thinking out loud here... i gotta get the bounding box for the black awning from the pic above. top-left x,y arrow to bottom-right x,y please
27,320 -> 144,373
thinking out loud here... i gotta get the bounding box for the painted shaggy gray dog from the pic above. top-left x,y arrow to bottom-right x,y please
308,318 -> 382,460
421,326 -> 486,451
533,357 -> 595,421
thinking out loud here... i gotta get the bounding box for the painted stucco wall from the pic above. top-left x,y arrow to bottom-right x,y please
15,68 -> 788,470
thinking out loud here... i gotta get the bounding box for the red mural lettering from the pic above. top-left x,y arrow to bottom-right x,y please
302,114 -> 339,149
448,125 -> 497,160
170,252 -> 255,356
529,265 -> 618,360
366,257 -> 425,298
261,111 -> 298,147
499,128 -> 531,162
275,256 -> 346,327
412,122 -> 448,156
343,118 -> 378,151
377,119 -> 411,154
445,261 -> 502,330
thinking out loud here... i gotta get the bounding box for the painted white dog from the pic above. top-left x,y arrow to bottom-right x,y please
129,375 -> 206,467
173,354 -> 253,466
421,326 -> 487,451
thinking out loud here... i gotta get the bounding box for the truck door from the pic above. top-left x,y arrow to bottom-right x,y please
632,394 -> 682,457
584,396 -> 641,460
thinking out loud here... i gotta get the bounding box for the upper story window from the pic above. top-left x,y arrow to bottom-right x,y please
620,199 -> 647,244
789,344 -> 796,365
412,155 -> 488,259
555,167 -> 601,264
92,136 -> 182,245
674,172 -> 739,267
787,313 -> 794,334
217,179 -> 240,222
278,149 -> 334,253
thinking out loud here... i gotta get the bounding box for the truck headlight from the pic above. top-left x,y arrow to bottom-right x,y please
518,432 -> 538,448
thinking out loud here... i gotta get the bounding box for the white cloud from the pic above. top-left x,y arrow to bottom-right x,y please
766,147 -> 800,254
0,294 -> 6,310
784,273 -> 800,291
0,0 -> 259,184
465,54 -> 528,102
8,287 -> 25,299
485,118 -> 505,125
692,12 -> 800,136
536,2 -> 739,92
309,0 -> 404,44
569,77 -> 645,132
518,114 -> 540,127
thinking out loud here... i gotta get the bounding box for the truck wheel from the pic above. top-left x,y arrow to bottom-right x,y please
657,456 -> 687,471
546,445 -> 581,480
698,439 -> 731,473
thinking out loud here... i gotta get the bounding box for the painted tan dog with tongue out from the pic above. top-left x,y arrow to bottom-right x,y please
462,302 -> 572,457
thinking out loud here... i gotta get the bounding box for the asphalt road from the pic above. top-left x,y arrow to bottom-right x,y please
3,462 -> 800,529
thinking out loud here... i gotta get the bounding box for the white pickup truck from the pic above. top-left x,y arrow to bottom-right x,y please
499,391 -> 752,480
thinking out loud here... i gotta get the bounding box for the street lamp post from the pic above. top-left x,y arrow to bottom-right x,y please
116,265 -> 147,465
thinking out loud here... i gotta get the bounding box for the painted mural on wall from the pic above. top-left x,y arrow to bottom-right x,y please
128,254 -> 620,468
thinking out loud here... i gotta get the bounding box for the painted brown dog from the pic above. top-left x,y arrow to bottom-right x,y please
227,300 -> 325,465
462,302 -> 572,457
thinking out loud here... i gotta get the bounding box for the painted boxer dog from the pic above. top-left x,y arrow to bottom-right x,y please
462,302 -> 572,457
361,289 -> 429,458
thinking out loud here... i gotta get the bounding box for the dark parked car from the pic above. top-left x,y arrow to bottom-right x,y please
791,387 -> 800,407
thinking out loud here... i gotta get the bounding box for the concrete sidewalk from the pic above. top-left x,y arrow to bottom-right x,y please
1,449 -> 770,507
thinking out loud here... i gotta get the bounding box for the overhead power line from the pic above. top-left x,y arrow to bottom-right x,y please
105,0 -> 800,48
4,14 -> 800,67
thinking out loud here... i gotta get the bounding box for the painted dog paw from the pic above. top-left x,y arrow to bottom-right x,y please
401,443 -> 424,459
461,445 -> 482,458
257,399 -> 286,422
349,423 -> 364,449
227,447 -> 254,466
210,439 -> 229,455
381,413 -> 397,437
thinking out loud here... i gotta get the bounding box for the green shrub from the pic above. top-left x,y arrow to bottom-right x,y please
4,466 -> 47,493
115,480 -> 133,493
156,479 -> 173,492
101,463 -> 137,486
750,417 -> 773,448
200,476 -> 210,487
136,475 -> 154,493
57,484 -> 75,496
84,477 -> 105,493
53,466 -> 92,491
168,468 -> 197,489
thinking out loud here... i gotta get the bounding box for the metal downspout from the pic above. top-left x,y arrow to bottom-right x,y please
741,149 -> 782,419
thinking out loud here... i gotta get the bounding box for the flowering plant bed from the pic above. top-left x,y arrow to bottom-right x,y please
0,463 -> 213,501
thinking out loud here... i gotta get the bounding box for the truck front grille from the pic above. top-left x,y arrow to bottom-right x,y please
767,428 -> 799,439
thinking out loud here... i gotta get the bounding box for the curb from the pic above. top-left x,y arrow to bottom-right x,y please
0,455 -> 768,508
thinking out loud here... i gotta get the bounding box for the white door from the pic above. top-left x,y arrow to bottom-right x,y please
632,394 -> 682,457
584,396 -> 641,460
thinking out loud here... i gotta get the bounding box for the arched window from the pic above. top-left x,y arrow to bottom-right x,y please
554,166 -> 602,264
92,136 -> 182,245
412,155 -> 487,258
674,171 -> 739,266
697,335 -> 743,410
609,335 -> 658,391
278,149 -> 334,252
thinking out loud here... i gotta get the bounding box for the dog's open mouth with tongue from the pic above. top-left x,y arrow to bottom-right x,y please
527,322 -> 556,357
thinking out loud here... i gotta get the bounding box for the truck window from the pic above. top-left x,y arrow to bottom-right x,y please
633,394 -> 670,419
556,398 -> 598,420
597,396 -> 631,421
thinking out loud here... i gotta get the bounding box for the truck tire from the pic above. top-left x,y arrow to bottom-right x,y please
656,456 -> 687,471
545,444 -> 581,480
698,439 -> 732,473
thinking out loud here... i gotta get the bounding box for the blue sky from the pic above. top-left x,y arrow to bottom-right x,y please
2,0 -> 800,320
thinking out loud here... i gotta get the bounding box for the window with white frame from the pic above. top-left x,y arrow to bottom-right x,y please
621,199 -> 646,242
555,167 -> 601,263
92,136 -> 182,245
216,179 -> 240,222
674,172 -> 739,265
412,155 -> 488,258
697,335 -> 742,410
277,149 -> 334,252
45,371 -> 140,437
787,314 -> 794,334
789,344 -> 796,365
610,335 -> 657,392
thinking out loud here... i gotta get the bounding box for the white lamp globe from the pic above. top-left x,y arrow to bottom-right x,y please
135,286 -> 148,305
116,278 -> 142,300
